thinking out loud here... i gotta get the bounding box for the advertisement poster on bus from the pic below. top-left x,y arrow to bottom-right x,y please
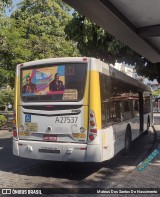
21,65 -> 65,96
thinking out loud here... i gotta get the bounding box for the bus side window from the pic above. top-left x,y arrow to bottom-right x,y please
123,101 -> 131,120
144,95 -> 151,114
100,73 -> 142,127
134,100 -> 139,117
100,74 -> 111,128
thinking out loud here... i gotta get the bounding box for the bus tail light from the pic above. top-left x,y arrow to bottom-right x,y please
90,121 -> 95,127
90,129 -> 97,133
12,112 -> 18,139
13,127 -> 17,137
88,110 -> 97,141
89,135 -> 94,141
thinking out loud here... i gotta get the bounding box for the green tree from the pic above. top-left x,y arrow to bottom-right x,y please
0,67 -> 14,88
153,89 -> 160,97
0,17 -> 24,87
65,12 -> 160,82
0,88 -> 14,110
0,0 -> 80,88
11,0 -> 79,60
0,0 -> 12,16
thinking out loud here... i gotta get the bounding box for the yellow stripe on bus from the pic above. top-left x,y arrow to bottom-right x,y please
89,71 -> 101,130
14,76 -> 21,127
83,71 -> 89,131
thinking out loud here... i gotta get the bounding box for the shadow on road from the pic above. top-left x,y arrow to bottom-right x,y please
0,137 -> 42,174
0,124 -> 159,186
15,129 -> 158,182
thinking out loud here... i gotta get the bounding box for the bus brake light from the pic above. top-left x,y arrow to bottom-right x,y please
90,113 -> 94,118
88,110 -> 97,141
90,129 -> 97,133
83,58 -> 88,61
12,111 -> 18,139
89,135 -> 94,141
13,130 -> 17,137
13,126 -> 17,137
90,121 -> 95,127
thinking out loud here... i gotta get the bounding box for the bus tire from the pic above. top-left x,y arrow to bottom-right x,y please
125,125 -> 132,155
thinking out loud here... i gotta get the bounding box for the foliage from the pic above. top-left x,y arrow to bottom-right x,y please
0,0 -> 12,16
0,67 -> 10,87
0,89 -> 14,110
65,12 -> 160,82
0,0 -> 80,88
11,0 -> 80,60
0,18 -> 22,87
0,115 -> 7,127
152,89 -> 160,97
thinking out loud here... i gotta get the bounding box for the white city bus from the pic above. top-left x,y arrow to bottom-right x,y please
13,57 -> 153,162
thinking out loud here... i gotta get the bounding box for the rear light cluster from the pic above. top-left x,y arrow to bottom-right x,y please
12,112 -> 18,139
88,110 -> 97,141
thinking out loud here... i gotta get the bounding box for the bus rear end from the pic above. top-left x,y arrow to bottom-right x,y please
13,57 -> 102,162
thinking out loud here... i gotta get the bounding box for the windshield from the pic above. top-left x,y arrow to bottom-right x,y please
21,63 -> 87,102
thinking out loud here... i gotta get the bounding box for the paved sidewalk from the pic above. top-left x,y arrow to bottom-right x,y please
0,129 -> 9,135
0,129 -> 12,138
117,124 -> 160,193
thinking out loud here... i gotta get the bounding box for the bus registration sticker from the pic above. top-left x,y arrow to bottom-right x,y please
62,89 -> 78,100
19,131 -> 30,136
25,122 -> 38,132
72,133 -> 86,138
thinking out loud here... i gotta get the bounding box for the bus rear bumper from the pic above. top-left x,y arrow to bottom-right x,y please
13,140 -> 101,162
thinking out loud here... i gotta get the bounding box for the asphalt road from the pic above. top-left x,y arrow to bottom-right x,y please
0,133 -> 42,175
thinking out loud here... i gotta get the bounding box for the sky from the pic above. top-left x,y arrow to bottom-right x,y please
5,0 -> 20,16
6,0 -> 74,16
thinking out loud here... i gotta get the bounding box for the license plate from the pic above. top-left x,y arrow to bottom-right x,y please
39,149 -> 60,154
43,134 -> 57,141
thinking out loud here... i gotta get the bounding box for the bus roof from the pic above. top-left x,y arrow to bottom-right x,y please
18,57 -> 91,67
109,65 -> 151,92
18,57 -> 151,92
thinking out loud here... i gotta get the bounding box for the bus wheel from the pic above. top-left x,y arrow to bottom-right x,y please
125,126 -> 132,155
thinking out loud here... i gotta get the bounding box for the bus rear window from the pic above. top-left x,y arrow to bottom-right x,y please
21,63 -> 87,102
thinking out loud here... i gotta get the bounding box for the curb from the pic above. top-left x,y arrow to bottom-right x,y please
117,125 -> 160,188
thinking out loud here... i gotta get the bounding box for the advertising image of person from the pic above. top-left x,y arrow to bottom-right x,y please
49,73 -> 64,91
22,76 -> 37,94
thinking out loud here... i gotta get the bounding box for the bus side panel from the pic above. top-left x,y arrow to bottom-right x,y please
89,71 -> 101,130
102,126 -> 115,161
130,117 -> 141,141
13,73 -> 21,156
87,70 -> 102,161
83,70 -> 89,131
86,144 -> 102,162
14,74 -> 21,129
110,117 -> 139,157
